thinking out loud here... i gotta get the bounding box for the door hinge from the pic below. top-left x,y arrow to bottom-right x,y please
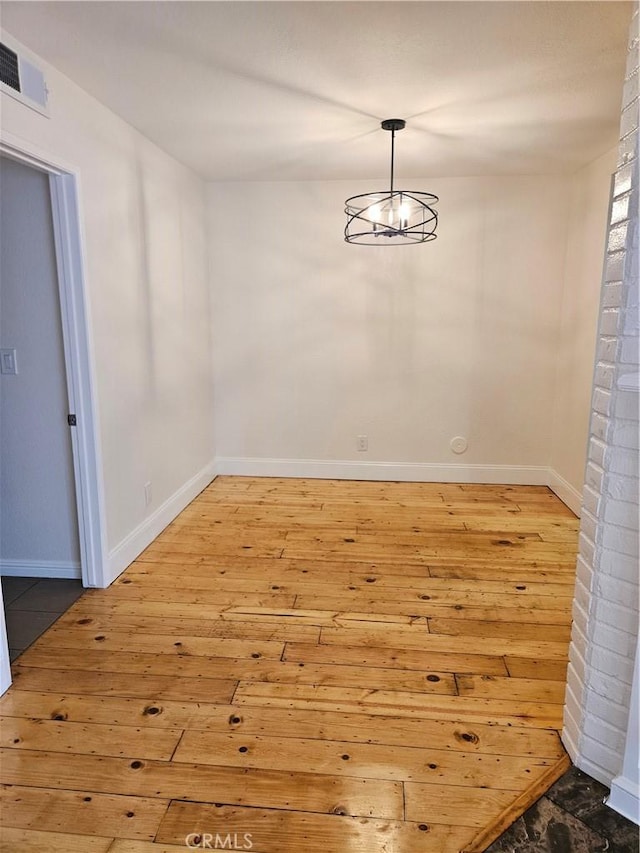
67,414 -> 77,426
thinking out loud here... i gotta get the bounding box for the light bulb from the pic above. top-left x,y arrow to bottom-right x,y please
399,201 -> 411,230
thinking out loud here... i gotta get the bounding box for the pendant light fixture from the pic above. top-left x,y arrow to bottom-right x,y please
344,119 -> 438,245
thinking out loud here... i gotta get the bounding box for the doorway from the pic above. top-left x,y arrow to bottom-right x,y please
0,139 -> 108,695
0,156 -> 81,575
0,154 -> 86,661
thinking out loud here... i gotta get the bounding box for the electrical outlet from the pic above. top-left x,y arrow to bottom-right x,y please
357,434 -> 368,452
144,481 -> 152,507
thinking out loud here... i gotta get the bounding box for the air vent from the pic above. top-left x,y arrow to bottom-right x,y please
0,39 -> 48,116
0,43 -> 20,92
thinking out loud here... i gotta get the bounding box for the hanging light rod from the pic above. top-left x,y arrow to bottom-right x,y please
344,118 -> 438,245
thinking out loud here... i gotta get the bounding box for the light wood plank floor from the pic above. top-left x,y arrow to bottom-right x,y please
0,477 -> 580,852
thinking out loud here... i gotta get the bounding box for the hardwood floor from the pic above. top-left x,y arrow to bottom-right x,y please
0,476 -> 580,852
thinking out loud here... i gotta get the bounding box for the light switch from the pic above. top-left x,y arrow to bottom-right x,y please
0,349 -> 18,375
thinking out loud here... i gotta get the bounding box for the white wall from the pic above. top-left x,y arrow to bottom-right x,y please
1,36 -> 214,578
209,176 -> 571,480
0,156 -> 79,570
551,146 -> 618,496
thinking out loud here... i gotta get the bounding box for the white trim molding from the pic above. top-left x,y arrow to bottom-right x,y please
215,456 -> 553,484
107,461 -> 216,584
608,775 -> 640,825
0,559 -> 81,580
547,469 -> 583,516
0,136 -> 109,590
49,172 -> 109,588
217,456 -> 563,487
607,638 -> 640,825
0,585 -> 12,696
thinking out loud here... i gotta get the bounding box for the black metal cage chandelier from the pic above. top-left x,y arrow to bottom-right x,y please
344,119 -> 438,245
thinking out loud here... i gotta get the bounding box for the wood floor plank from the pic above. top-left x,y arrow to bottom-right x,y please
66,598 -> 234,621
0,784 -> 168,841
88,581 -> 571,614
55,610 -> 219,637
0,828 -> 113,853
131,551 -> 573,580
505,657 -> 570,681
220,606 -> 412,627
282,641 -> 509,676
107,843 -> 190,853
292,584 -> 576,608
160,525 -> 291,540
255,608 -> 418,627
155,801 -> 477,853
128,555 -> 434,579
1,749 -> 402,820
17,647 -> 285,678
10,666 -> 237,703
318,625 -> 570,660
173,730 -> 555,789
81,587 -> 295,609
462,518 -> 577,531
0,716 -> 183,760
34,628 -> 287,662
326,575 -> 575,596
143,541 -> 285,559
282,529 -> 565,551
428,565 -> 575,582
282,546 -> 575,568
54,611 -> 321,644
428,618 -> 572,642
234,682 -> 564,728
219,517 -> 468,534
404,783 -> 517,828
292,596 -> 571,625
112,574 -> 300,595
455,675 -> 566,705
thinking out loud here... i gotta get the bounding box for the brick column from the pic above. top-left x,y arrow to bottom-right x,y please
563,5 -> 639,787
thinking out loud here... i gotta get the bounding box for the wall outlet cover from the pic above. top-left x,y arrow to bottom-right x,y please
0,349 -> 17,375
357,435 -> 368,452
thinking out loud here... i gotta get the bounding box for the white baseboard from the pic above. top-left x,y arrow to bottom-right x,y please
548,469 -> 583,516
608,775 -> 640,825
107,460 -> 216,584
0,559 -> 81,580
573,754 -> 615,789
561,692 -> 582,765
214,456 -> 552,485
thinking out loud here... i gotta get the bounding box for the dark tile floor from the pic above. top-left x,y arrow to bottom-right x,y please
488,765 -> 639,853
2,575 -> 85,661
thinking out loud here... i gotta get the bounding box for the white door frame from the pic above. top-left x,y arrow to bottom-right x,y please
0,588 -> 11,695
0,133 -> 108,693
48,168 -> 108,589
